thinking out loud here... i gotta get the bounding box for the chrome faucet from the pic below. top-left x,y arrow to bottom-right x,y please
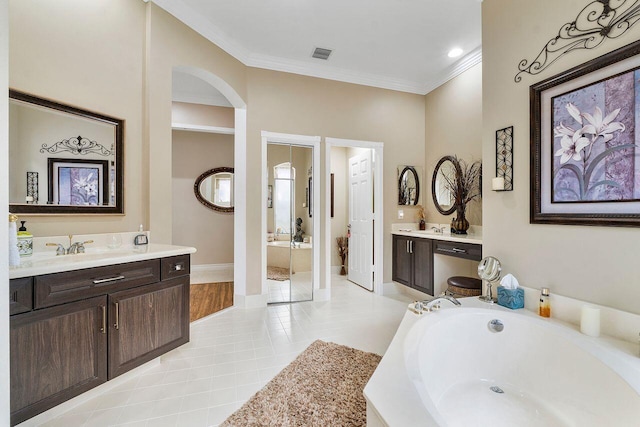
46,235 -> 93,255
421,295 -> 461,311
431,226 -> 446,234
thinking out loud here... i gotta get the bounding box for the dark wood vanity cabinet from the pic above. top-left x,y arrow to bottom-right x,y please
109,276 -> 189,378
392,235 -> 433,295
10,296 -> 108,425
9,254 -> 191,426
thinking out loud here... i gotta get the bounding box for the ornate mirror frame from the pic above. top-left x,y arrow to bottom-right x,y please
194,167 -> 234,213
431,155 -> 461,216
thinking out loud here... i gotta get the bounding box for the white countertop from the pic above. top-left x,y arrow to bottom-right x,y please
392,229 -> 482,245
9,243 -> 196,279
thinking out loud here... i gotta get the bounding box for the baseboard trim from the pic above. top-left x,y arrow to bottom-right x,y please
234,293 -> 268,308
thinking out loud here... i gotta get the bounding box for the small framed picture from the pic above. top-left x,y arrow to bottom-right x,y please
48,158 -> 108,206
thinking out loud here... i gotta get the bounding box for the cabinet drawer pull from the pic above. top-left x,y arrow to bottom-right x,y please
93,275 -> 125,284
437,247 -> 467,255
100,306 -> 106,334
114,302 -> 119,330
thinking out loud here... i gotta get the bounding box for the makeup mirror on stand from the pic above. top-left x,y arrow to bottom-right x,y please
478,256 -> 501,303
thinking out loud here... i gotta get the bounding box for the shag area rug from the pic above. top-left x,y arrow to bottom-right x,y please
267,266 -> 290,281
221,340 -> 381,427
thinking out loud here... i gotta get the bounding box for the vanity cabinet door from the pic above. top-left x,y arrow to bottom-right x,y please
392,235 -> 412,286
412,238 -> 434,295
108,276 -> 190,378
10,295 -> 108,426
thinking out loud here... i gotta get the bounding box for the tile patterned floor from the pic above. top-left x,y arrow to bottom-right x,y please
37,276 -> 413,427
267,271 -> 313,303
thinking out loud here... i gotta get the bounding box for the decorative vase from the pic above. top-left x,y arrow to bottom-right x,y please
451,205 -> 470,235
419,219 -> 426,230
340,254 -> 347,275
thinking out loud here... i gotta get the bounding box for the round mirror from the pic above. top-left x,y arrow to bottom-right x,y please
398,166 -> 420,205
477,256 -> 502,282
431,156 -> 461,215
194,167 -> 234,213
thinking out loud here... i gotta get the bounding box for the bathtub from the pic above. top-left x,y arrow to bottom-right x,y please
266,240 -> 312,273
365,299 -> 640,426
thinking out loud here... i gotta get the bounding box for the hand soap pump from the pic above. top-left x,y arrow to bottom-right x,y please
17,221 -> 33,257
539,288 -> 551,318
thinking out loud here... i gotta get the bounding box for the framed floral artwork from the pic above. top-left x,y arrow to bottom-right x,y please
48,158 -> 109,206
531,39 -> 640,227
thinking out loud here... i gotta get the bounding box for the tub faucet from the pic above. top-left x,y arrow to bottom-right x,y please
422,295 -> 461,311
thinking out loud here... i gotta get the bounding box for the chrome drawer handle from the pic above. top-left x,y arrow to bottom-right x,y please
92,275 -> 125,284
452,248 -> 467,253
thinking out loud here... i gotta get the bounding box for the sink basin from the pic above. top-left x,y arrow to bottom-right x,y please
18,247 -> 147,268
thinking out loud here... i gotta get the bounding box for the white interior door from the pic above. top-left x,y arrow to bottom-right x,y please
348,151 -> 373,291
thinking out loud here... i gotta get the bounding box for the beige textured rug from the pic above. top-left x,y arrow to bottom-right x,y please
221,340 -> 381,427
267,266 -> 290,281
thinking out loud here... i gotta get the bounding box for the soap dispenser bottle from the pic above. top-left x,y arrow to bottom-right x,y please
17,220 -> 33,257
539,288 -> 551,318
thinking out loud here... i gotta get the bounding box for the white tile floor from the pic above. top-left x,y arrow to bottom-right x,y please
267,271 -> 313,303
36,275 -> 413,427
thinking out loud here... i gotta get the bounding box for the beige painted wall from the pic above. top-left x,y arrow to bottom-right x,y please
330,147 -> 348,267
246,68 -> 426,291
482,0 -> 640,314
425,62 -> 483,226
171,130 -> 234,265
9,0 -> 146,236
172,102 -> 234,129
147,4 -> 247,246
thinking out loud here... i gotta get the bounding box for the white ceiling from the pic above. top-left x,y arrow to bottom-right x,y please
158,0 -> 482,101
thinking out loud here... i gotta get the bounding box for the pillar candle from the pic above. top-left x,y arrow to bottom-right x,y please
580,305 -> 601,337
492,177 -> 505,191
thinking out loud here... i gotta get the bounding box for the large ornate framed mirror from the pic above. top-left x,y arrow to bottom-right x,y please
432,155 -> 461,216
194,167 -> 234,213
9,90 -> 124,214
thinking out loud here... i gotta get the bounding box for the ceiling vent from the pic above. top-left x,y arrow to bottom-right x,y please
312,47 -> 332,60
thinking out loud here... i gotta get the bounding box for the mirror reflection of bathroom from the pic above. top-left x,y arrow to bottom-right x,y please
266,143 -> 313,303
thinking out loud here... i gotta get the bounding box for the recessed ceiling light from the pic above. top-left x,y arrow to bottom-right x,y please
448,48 -> 463,58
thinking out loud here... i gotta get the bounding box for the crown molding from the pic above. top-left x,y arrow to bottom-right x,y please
150,0 -> 481,95
245,52 -> 426,94
421,47 -> 483,94
150,0 -> 252,62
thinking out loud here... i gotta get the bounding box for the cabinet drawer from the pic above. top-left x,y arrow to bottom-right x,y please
433,240 -> 482,261
10,278 -> 33,316
35,259 -> 161,309
161,255 -> 190,280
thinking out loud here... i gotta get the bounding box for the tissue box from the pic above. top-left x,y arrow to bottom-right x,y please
497,286 -> 524,309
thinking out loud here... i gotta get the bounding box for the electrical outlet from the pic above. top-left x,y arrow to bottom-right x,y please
398,209 -> 404,219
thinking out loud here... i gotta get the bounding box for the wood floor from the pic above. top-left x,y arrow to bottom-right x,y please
189,282 -> 234,322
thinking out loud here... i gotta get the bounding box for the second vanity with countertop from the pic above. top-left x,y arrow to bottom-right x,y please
9,232 -> 196,426
392,224 -> 482,296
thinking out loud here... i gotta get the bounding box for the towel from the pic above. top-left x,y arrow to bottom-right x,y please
9,221 -> 20,267
500,273 -> 519,290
